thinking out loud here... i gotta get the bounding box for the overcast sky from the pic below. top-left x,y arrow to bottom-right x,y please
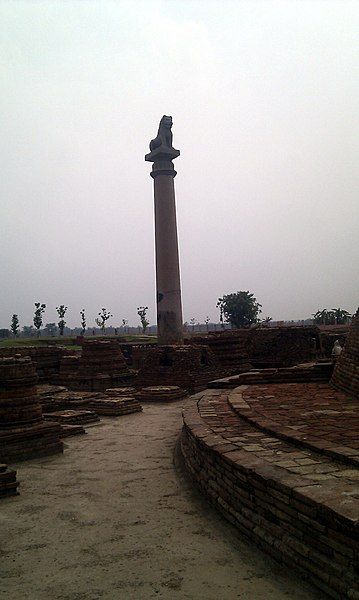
1,0 -> 358,329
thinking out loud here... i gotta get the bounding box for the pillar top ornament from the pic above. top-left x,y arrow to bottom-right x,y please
145,115 -> 180,163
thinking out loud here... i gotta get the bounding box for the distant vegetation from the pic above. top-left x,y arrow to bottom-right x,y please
217,291 -> 265,329
312,308 -> 352,325
1,300 -> 355,344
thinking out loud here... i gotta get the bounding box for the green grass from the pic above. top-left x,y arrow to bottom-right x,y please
0,334 -> 158,348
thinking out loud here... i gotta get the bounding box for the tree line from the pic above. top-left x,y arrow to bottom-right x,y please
9,304 -> 151,337
6,294 -> 355,339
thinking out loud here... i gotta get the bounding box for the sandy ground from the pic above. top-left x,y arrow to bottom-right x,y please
0,398 -> 326,600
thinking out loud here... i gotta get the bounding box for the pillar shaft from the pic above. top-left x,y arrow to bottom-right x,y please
153,169 -> 183,344
145,116 -> 183,345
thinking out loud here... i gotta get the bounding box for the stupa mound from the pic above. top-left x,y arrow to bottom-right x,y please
0,356 -> 63,462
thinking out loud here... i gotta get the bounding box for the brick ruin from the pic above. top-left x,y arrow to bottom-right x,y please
134,345 -> 221,391
331,308 -> 358,398
190,326 -> 323,372
0,464 -> 19,498
56,339 -> 135,391
0,356 -> 63,462
180,314 -> 359,598
187,331 -> 251,374
0,345 -> 76,382
137,386 -> 187,402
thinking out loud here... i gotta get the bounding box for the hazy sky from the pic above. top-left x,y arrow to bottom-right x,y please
1,0 -> 358,329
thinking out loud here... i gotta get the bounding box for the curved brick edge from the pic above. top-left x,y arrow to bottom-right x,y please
228,386 -> 359,468
180,400 -> 358,600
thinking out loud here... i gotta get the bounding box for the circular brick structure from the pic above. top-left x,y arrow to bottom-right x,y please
0,356 -> 63,462
181,386 -> 358,599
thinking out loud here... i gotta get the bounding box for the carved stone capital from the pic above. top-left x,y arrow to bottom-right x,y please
150,159 -> 177,179
145,147 -> 180,163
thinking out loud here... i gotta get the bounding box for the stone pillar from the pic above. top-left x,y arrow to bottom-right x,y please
145,116 -> 183,345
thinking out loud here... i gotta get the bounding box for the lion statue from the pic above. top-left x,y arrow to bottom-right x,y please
149,115 -> 175,151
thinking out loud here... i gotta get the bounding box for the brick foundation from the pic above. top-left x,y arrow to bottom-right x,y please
181,390 -> 358,599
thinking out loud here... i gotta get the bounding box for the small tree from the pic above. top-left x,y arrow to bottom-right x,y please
80,309 -> 86,335
218,304 -> 225,329
205,316 -> 210,332
33,303 -> 46,336
56,305 -> 68,336
95,308 -> 113,333
190,317 -> 196,332
137,306 -> 149,334
11,314 -> 19,337
217,291 -> 262,329
260,316 -> 272,328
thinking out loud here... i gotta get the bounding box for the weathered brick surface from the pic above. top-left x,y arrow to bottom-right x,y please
331,309 -> 359,399
209,362 -> 333,388
135,345 -> 221,391
189,332 -> 251,374
0,463 -> 19,498
137,386 -> 187,402
237,383 -> 359,464
190,326 -> 321,370
57,340 -> 135,391
181,389 -> 358,599
0,345 -> 76,382
0,357 -> 63,462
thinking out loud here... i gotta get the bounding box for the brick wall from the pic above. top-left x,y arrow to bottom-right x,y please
181,407 -> 358,599
331,309 -> 359,398
135,345 -> 221,391
190,326 -> 321,370
0,346 -> 76,381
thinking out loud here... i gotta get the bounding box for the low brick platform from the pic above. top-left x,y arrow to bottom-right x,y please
87,396 -> 143,416
138,386 -> 187,402
236,383 -> 359,465
181,388 -> 358,599
0,464 -> 19,498
43,410 -> 100,426
209,362 -> 333,388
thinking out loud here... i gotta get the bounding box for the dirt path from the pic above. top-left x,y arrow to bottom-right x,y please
0,399 -> 324,600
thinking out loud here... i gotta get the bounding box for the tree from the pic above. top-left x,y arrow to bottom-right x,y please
137,306 -> 149,334
80,309 -> 86,335
10,314 -> 20,337
217,291 -> 262,329
95,308 -> 113,333
313,307 -> 352,326
260,316 -> 272,328
218,304 -> 225,329
33,303 -> 46,336
44,322 -> 57,336
205,316 -> 210,332
56,305 -> 68,336
190,317 -> 197,332
331,308 -> 352,325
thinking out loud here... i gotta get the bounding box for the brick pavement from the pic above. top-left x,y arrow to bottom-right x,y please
236,383 -> 359,466
181,387 -> 359,599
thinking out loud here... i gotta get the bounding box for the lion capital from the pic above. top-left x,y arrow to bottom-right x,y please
145,115 -> 180,162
